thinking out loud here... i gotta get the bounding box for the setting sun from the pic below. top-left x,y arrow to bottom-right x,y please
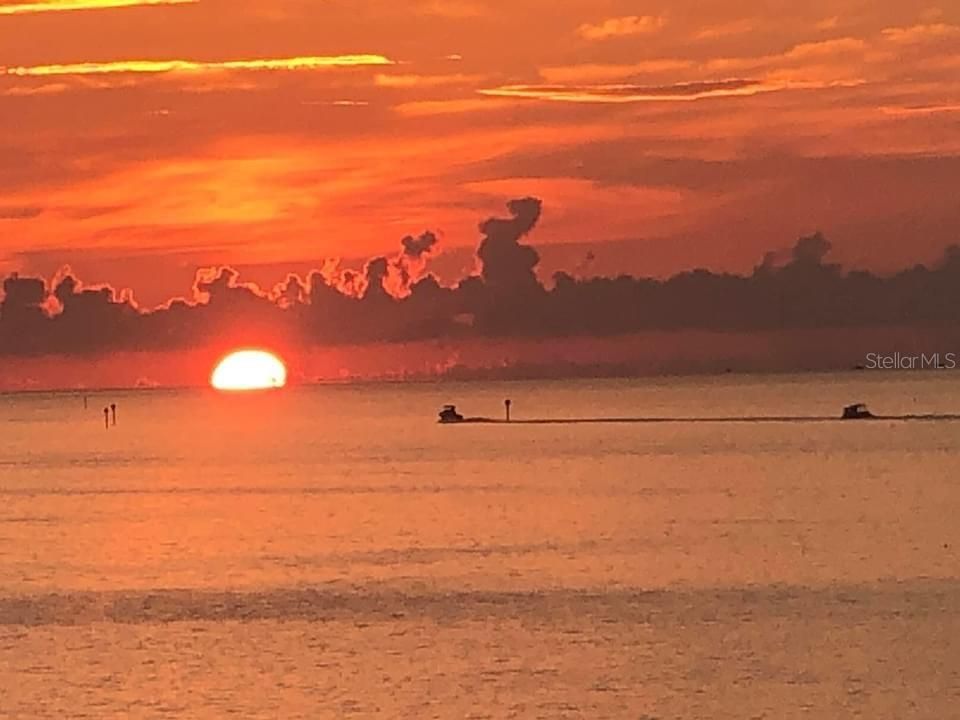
210,350 -> 287,391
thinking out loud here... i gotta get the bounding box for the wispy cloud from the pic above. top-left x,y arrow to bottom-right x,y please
698,25 -> 957,87
540,60 -> 695,84
816,16 -> 841,31
374,72 -> 483,88
881,23 -> 960,44
394,97 -> 513,117
0,0 -> 194,15
480,79 -> 782,104
478,78 -> 866,104
1,82 -> 70,96
578,15 -> 665,41
694,18 -> 757,40
3,55 -> 395,77
703,37 -> 872,82
881,103 -> 960,116
297,99 -> 370,107
301,99 -> 370,107
786,37 -> 869,59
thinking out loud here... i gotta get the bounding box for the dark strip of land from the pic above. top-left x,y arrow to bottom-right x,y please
452,414 -> 960,425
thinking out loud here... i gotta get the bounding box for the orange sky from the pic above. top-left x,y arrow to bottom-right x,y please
2,0 -> 960,307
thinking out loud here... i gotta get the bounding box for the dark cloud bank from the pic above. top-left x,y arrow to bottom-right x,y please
2,197 -> 960,359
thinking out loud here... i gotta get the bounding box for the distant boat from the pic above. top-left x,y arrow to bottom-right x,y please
438,404 -> 465,424
842,403 -> 875,420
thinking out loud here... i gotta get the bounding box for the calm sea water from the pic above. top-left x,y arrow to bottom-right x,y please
1,372 -> 958,718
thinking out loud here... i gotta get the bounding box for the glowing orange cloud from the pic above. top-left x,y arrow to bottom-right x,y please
2,0 -> 959,315
4,55 -> 395,77
0,0 -> 194,14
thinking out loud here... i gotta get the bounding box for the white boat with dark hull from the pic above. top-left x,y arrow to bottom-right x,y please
842,403 -> 875,420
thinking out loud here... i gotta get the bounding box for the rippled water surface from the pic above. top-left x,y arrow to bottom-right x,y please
1,373 -> 959,718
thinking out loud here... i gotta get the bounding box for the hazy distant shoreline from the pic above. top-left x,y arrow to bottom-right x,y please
1,365 -> 956,398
